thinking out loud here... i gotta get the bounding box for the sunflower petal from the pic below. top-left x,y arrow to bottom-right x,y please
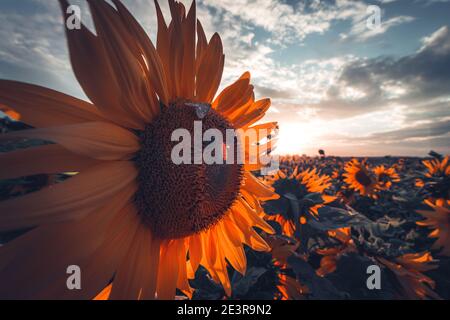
110,223 -> 159,300
196,33 -> 224,103
112,0 -> 168,106
234,99 -> 271,128
0,161 -> 137,232
213,73 -> 253,114
196,20 -> 208,74
0,144 -> 102,180
188,234 -> 202,274
218,221 -> 247,275
155,0 -> 172,97
242,172 -> 278,200
0,80 -> 104,128
1,122 -> 140,161
86,0 -> 155,124
157,240 -> 181,300
58,0 -> 143,129
0,186 -> 134,299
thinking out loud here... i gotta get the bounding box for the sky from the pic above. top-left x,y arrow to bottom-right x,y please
0,0 -> 449,156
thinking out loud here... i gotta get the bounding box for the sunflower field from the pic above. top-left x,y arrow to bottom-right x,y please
1,116 -> 448,300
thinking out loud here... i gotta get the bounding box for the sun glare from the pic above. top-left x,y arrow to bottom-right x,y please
275,121 -> 324,155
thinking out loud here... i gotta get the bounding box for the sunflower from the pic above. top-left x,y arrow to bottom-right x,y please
315,247 -> 343,277
276,274 -> 308,300
316,227 -> 355,277
266,234 -> 299,265
417,199 -> 450,256
263,167 -> 335,237
416,156 -> 450,199
377,252 -> 441,300
264,235 -> 308,300
331,169 -> 340,180
0,0 -> 279,300
343,159 -> 377,196
423,156 -> 450,178
373,165 -> 400,191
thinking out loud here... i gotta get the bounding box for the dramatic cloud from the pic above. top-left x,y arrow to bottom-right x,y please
268,26 -> 450,154
0,0 -> 448,156
313,26 -> 450,118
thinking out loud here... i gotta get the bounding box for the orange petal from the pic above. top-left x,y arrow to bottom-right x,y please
242,171 -> 278,200
217,221 -> 247,275
86,0 -> 155,124
213,73 -> 252,114
110,223 -> 160,300
112,0 -> 168,107
231,208 -> 271,252
196,33 -> 224,103
176,239 -> 192,297
0,187 -> 135,299
0,144 -> 102,180
180,0 -> 196,99
155,0 -> 172,98
196,20 -> 208,75
235,198 -> 275,234
157,240 -> 181,300
0,80 -> 105,128
167,0 -> 187,99
188,234 -> 202,274
0,161 -> 137,232
1,122 -> 140,161
58,0 -> 144,129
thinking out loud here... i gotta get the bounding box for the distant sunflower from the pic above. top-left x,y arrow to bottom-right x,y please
423,156 -> 450,178
264,167 -> 335,237
331,169 -> 341,180
417,199 -> 450,256
277,274 -> 308,300
266,234 -> 299,265
377,252 -> 440,300
343,159 -> 377,196
416,156 -> 450,199
316,247 -> 344,277
316,227 -> 355,277
265,235 -> 308,300
373,165 -> 400,191
0,0 -> 278,299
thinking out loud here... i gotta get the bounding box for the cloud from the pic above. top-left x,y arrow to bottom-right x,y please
312,25 -> 450,119
346,15 -> 414,42
358,119 -> 450,141
417,0 -> 450,5
198,0 -> 412,45
281,25 -> 450,155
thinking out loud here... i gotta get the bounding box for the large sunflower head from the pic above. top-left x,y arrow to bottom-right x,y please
417,199 -> 450,257
343,159 -> 377,196
0,0 -> 279,300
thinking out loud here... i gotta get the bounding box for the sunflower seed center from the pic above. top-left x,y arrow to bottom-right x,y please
134,102 -> 244,239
